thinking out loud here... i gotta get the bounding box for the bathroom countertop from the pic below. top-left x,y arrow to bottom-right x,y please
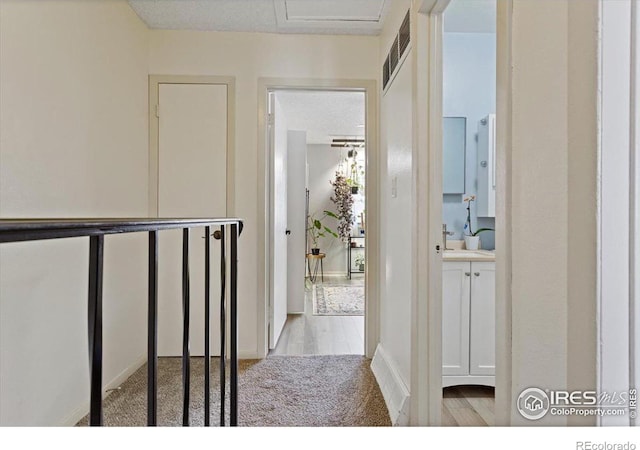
442,249 -> 495,262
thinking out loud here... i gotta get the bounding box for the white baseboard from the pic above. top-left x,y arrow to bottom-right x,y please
59,354 -> 147,426
371,344 -> 410,426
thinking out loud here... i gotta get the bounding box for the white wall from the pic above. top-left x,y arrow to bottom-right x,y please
307,144 -> 346,274
148,30 -> 379,357
374,0 -> 413,424
0,0 -> 149,425
506,0 -> 598,425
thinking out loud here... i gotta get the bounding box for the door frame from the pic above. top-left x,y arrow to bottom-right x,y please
148,75 -> 236,217
412,0 -> 513,425
257,78 -> 379,358
598,0 -> 635,426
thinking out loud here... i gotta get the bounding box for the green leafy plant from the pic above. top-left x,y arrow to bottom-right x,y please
471,228 -> 494,237
307,210 -> 339,249
345,150 -> 365,190
354,254 -> 365,266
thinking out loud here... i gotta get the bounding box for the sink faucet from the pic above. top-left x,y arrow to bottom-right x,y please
442,224 -> 454,250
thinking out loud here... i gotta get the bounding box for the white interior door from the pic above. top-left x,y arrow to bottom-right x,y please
269,94 -> 288,348
157,83 -> 227,357
286,130 -> 307,313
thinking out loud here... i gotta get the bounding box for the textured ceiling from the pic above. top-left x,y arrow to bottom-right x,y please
444,0 -> 496,33
128,0 -> 389,35
275,91 -> 365,145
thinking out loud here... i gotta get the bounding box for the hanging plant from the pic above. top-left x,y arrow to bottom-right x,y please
330,172 -> 354,242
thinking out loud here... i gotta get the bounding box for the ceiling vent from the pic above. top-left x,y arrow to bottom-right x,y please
382,9 -> 411,92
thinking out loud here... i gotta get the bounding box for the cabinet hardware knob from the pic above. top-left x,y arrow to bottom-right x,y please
474,272 -> 480,276
465,272 -> 471,276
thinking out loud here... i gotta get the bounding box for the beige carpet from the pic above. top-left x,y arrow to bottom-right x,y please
77,355 -> 390,427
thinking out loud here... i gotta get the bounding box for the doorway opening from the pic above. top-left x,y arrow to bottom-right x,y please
266,89 -> 367,356
439,0 -> 498,426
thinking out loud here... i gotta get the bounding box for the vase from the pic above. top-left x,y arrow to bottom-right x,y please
464,235 -> 480,250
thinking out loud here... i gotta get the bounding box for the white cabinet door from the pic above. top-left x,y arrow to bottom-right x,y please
442,261 -> 471,376
469,262 -> 496,375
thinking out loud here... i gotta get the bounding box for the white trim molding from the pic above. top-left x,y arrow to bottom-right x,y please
632,0 -> 640,423
60,354 -> 146,426
411,0 -> 513,426
257,78 -> 379,359
148,75 -> 236,219
371,344 -> 410,426
598,0 -> 634,426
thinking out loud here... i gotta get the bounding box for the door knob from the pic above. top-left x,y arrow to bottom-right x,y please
212,230 -> 222,240
465,272 -> 471,277
285,229 -> 291,235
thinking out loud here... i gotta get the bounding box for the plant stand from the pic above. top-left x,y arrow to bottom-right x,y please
306,252 -> 325,283
347,236 -> 365,279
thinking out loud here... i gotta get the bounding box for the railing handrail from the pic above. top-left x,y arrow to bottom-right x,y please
0,217 -> 244,243
0,216 -> 243,427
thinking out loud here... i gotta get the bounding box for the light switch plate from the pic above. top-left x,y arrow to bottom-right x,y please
391,176 -> 398,198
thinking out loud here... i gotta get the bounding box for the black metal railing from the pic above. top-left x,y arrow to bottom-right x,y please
0,218 -> 243,427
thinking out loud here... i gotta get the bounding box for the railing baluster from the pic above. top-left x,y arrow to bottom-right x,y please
88,234 -> 104,426
147,231 -> 158,426
0,218 -> 243,428
219,226 -> 227,426
182,228 -> 191,426
230,223 -> 238,427
204,226 -> 211,426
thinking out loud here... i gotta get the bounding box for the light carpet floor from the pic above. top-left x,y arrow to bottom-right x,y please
77,355 -> 390,427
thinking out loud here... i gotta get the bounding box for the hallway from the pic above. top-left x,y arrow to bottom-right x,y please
271,277 -> 365,356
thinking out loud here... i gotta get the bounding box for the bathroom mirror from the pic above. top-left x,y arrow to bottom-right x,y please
443,117 -> 466,194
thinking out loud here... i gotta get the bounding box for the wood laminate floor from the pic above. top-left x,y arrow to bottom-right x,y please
442,386 -> 496,426
271,276 -> 365,356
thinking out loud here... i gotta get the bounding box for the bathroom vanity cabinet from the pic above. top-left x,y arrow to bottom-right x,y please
442,260 -> 495,387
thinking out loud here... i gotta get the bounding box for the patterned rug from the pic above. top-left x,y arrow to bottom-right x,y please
313,285 -> 364,316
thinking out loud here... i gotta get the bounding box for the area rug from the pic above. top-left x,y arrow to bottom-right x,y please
313,285 -> 364,316
76,355 -> 390,427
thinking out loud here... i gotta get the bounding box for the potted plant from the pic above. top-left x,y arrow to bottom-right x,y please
462,195 -> 494,250
307,210 -> 339,255
354,254 -> 365,272
345,150 -> 364,194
